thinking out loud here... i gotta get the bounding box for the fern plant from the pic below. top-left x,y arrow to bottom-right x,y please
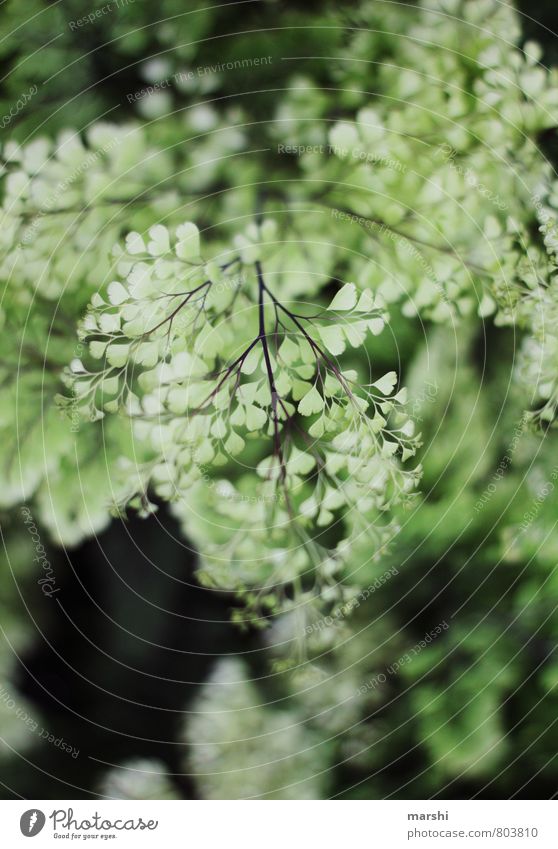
2,0 -> 558,629
57,220 -> 421,619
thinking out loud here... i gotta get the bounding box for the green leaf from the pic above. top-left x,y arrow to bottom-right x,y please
211,417 -> 227,439
355,289 -> 375,312
176,222 -> 200,260
99,312 -> 121,333
295,365 -> 315,380
382,439 -> 399,457
368,318 -> 385,336
478,293 -> 496,317
298,385 -> 324,416
240,346 -> 261,375
373,371 -> 397,395
107,281 -> 128,305
100,376 -> 119,395
300,495 -> 319,518
328,283 -> 357,311
147,224 -> 170,256
278,336 -> 299,365
329,122 -> 359,152
230,405 -> 246,427
308,416 -> 325,438
196,441 -> 215,464
317,508 -> 334,527
245,404 -> 267,431
167,387 -> 190,414
287,448 -> 316,476
225,432 -> 245,455
89,340 -> 108,359
319,324 -> 346,355
106,343 -> 130,368
275,371 -> 292,396
135,342 -> 159,367
344,321 -> 367,348
256,455 -> 280,479
125,232 -> 145,255
292,379 -> 312,401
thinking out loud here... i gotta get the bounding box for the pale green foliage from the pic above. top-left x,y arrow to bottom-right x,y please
2,0 -> 558,621
403,621 -> 516,780
0,114 -> 245,526
0,124 -> 173,301
60,222 -> 420,615
182,615 -> 404,798
184,658 -> 329,799
294,0 -> 558,422
0,123 -> 173,522
98,759 -> 181,800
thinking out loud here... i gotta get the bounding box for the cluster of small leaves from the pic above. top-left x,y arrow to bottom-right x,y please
512,192 -> 558,424
0,114 -> 248,521
278,0 -> 558,424
61,221 -> 421,615
184,657 -> 328,799
0,124 -> 174,302
182,607 -> 406,799
4,0 -> 558,613
189,324 -> 558,799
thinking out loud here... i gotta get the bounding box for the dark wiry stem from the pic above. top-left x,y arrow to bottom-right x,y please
191,337 -> 259,414
259,278 -> 360,408
140,259 -> 241,338
141,280 -> 211,337
256,260 -> 287,487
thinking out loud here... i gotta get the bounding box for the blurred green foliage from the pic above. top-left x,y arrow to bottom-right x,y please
1,0 -> 558,801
